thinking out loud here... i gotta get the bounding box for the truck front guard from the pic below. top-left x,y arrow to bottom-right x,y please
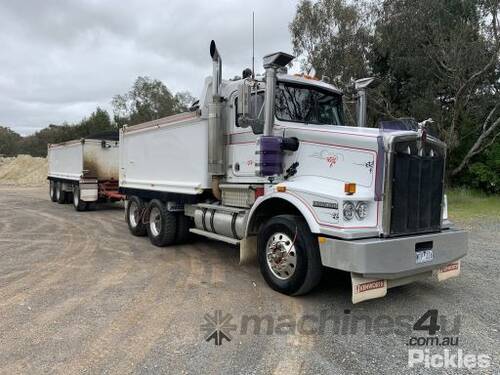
244,193 -> 320,238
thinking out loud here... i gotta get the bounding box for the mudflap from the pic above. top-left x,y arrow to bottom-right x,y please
351,273 -> 387,304
433,260 -> 461,281
80,182 -> 98,202
239,236 -> 257,265
350,260 -> 462,304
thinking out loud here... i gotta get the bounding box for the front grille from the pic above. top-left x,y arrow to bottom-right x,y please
389,140 -> 445,236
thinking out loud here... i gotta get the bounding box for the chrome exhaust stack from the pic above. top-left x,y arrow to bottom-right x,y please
208,40 -> 224,176
210,40 -> 222,97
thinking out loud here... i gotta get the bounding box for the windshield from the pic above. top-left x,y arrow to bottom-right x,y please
275,82 -> 344,125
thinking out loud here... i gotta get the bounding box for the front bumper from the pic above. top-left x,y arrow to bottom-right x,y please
319,229 -> 468,279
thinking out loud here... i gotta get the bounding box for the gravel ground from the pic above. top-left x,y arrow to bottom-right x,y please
0,186 -> 498,374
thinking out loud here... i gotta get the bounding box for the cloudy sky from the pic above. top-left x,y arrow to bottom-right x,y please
0,0 -> 299,135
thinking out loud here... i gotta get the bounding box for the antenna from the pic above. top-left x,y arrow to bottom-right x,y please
252,11 -> 255,79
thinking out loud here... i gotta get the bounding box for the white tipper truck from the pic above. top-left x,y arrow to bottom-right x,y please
48,133 -> 122,211
109,41 -> 465,302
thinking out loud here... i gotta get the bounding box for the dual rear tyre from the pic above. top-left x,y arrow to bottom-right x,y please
146,199 -> 177,247
49,180 -> 57,202
72,185 -> 88,211
49,180 -> 95,211
126,196 -> 192,247
51,180 -> 71,204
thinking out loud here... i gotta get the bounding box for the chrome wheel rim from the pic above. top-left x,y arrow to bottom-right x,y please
149,207 -> 161,237
129,201 -> 140,227
55,184 -> 61,200
49,182 -> 54,199
266,232 -> 297,280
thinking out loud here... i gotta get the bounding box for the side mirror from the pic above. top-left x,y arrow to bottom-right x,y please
354,77 -> 379,128
237,81 -> 251,128
236,80 -> 264,134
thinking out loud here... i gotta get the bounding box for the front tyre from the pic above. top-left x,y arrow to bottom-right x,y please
146,199 -> 177,247
258,215 -> 322,296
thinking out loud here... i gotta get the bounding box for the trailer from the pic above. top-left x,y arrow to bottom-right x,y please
117,41 -> 467,303
47,133 -> 122,211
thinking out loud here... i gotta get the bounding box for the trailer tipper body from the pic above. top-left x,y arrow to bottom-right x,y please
47,134 -> 122,211
116,41 -> 467,303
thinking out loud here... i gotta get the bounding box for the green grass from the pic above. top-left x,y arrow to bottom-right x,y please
447,188 -> 500,222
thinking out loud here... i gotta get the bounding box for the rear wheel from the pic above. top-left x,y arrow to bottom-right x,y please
55,181 -> 66,204
49,180 -> 57,202
126,196 -> 147,236
72,185 -> 88,211
257,215 -> 322,296
146,199 -> 177,247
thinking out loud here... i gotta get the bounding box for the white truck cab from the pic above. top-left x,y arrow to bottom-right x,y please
119,41 -> 467,303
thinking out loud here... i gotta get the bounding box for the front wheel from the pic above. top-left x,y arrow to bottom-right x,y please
257,215 -> 322,296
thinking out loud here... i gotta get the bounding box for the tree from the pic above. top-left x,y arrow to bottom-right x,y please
371,0 -> 500,176
112,76 -> 189,126
290,0 -> 373,87
0,126 -> 22,156
77,107 -> 113,137
19,108 -> 115,157
290,0 -> 500,184
174,91 -> 196,112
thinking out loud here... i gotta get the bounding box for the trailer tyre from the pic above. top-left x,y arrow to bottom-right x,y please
126,196 -> 147,236
55,181 -> 66,204
49,180 -> 57,202
146,199 -> 177,247
72,185 -> 88,211
258,215 -> 322,296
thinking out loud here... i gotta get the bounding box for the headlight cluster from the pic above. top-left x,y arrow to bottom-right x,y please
343,201 -> 369,221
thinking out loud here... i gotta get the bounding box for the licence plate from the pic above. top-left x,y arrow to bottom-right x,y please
416,250 -> 434,264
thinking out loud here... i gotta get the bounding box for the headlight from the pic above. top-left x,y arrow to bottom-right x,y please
343,201 -> 355,221
355,201 -> 369,220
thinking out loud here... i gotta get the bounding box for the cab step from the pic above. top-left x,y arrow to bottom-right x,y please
189,228 -> 240,245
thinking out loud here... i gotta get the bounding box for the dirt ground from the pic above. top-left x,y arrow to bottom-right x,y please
0,186 -> 498,374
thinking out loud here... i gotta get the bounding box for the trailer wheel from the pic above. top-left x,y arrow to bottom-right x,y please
257,215 -> 322,296
175,213 -> 192,244
146,199 -> 177,247
72,185 -> 88,211
55,181 -> 66,204
49,180 -> 57,202
126,196 -> 147,236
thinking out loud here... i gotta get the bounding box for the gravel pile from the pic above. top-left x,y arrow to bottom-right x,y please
0,155 -> 47,186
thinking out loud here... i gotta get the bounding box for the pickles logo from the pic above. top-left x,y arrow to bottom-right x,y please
201,310 -> 237,346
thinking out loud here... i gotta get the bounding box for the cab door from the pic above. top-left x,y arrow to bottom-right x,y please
226,91 -> 263,182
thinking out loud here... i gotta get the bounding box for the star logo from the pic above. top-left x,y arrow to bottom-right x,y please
200,310 -> 237,346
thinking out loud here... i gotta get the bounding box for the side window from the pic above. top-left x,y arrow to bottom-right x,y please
235,91 -> 265,127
